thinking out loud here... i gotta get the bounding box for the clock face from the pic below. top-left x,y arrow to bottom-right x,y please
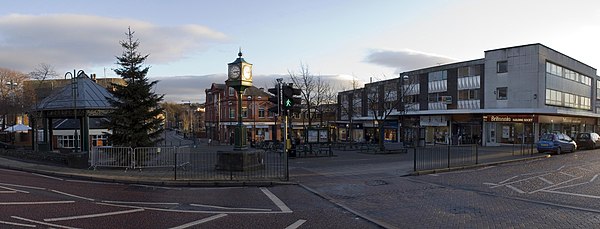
228,65 -> 241,79
242,65 -> 252,81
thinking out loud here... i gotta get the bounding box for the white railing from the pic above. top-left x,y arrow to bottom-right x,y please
91,146 -> 191,170
457,100 -> 480,109
458,75 -> 480,90
428,80 -> 447,93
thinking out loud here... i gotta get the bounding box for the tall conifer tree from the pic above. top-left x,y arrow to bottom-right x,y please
107,28 -> 164,147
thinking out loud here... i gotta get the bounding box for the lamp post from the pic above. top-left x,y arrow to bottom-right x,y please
181,100 -> 192,140
400,74 -> 409,145
65,70 -> 84,152
4,80 -> 18,129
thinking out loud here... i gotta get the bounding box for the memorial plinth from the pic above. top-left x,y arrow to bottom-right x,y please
215,149 -> 265,171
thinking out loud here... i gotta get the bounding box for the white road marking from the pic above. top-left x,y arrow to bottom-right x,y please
0,182 -> 46,190
557,165 -> 565,170
285,219 -> 307,229
0,201 -> 75,205
102,200 -> 179,205
498,175 -> 519,184
529,176 -> 583,194
541,189 -> 600,199
44,208 -> 145,222
505,185 -> 525,194
96,202 -> 290,214
190,203 -> 272,211
428,174 -> 439,176
12,216 -> 80,229
547,181 -> 590,191
51,190 -> 95,201
0,185 -> 29,193
31,173 -> 63,181
130,184 -> 182,190
0,220 -> 36,228
538,177 -> 554,184
491,173 -> 550,188
169,214 -> 227,229
260,187 -> 292,213
559,172 -> 577,178
591,174 -> 599,182
483,183 -> 498,186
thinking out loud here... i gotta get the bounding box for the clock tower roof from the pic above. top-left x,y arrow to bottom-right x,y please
228,48 -> 251,65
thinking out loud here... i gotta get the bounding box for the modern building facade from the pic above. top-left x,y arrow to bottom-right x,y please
338,43 -> 600,146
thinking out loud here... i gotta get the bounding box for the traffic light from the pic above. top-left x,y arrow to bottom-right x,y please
268,85 -> 281,115
282,83 -> 302,115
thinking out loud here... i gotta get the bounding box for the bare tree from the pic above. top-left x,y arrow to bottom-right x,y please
0,67 -> 28,129
365,74 -> 418,151
288,63 -> 319,128
338,76 -> 363,142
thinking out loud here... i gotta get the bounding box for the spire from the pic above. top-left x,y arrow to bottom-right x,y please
238,47 -> 243,58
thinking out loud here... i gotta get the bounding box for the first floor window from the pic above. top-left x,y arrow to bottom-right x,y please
496,87 -> 507,100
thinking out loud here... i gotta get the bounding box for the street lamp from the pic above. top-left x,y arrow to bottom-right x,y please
4,81 -> 18,129
400,74 -> 409,145
181,100 -> 193,141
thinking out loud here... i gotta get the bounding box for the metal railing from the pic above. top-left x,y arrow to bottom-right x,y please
414,144 -> 478,171
90,146 -> 288,181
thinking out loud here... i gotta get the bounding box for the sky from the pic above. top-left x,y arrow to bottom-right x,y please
1,0 -> 600,102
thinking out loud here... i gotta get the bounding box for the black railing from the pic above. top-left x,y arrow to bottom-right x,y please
414,144 -> 478,171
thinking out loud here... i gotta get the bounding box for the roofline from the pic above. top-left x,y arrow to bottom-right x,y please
485,43 -> 597,71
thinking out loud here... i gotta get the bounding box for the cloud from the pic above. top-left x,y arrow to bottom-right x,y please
365,49 -> 458,72
0,14 -> 228,72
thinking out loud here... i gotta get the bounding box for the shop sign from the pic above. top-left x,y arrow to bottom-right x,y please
483,115 -> 535,123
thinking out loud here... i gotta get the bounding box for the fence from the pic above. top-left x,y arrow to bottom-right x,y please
413,144 -> 478,171
90,146 -> 288,181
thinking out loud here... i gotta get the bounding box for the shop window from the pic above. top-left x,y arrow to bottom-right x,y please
496,87 -> 507,100
497,61 -> 507,73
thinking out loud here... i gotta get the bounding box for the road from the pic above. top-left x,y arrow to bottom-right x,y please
0,169 -> 377,229
292,148 -> 600,228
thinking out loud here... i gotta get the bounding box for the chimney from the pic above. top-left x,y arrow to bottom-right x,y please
91,74 -> 97,82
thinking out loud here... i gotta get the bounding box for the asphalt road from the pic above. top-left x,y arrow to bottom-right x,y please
0,169 -> 378,229
292,148 -> 600,228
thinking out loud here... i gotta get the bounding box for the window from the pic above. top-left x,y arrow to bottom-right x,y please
228,87 -> 235,96
241,107 -> 248,118
496,87 -> 507,100
497,61 -> 508,73
428,93 -> 440,102
229,107 -> 235,118
428,71 -> 447,81
459,89 -> 480,100
597,80 -> 600,99
258,107 -> 265,118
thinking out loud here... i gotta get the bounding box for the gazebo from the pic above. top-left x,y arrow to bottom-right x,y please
30,71 -> 117,152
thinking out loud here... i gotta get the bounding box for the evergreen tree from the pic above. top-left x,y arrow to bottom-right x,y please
107,27 -> 164,147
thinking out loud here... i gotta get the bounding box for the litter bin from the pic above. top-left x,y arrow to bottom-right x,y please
67,152 -> 89,169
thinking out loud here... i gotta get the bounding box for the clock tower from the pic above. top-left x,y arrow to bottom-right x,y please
226,49 -> 253,150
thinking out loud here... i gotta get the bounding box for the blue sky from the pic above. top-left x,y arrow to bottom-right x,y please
1,0 -> 599,102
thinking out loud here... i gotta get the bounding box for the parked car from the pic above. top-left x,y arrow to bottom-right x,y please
537,133 -> 577,154
575,132 -> 600,150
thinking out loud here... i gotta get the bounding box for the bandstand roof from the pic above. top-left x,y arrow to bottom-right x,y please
36,72 -> 116,111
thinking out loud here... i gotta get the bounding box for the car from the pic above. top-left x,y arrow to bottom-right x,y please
575,132 -> 600,150
537,133 -> 577,154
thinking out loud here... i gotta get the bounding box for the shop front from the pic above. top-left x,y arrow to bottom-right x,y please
483,114 -> 535,146
538,115 -> 596,138
420,115 -> 450,145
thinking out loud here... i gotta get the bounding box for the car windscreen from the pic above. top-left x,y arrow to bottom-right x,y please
578,133 -> 590,139
540,134 -> 555,141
